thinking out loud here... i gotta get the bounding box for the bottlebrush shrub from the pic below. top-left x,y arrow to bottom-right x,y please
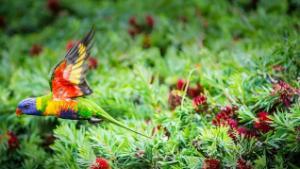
1,1 -> 300,169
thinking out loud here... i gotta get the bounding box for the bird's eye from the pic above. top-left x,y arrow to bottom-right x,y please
24,105 -> 29,109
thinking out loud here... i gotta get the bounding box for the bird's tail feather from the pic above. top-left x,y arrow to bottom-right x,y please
96,106 -> 151,139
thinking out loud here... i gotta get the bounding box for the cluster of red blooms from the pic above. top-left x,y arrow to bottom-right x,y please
202,158 -> 220,169
65,40 -> 98,70
212,105 -> 257,139
168,79 -> 206,111
90,157 -> 110,169
47,0 -> 61,14
179,79 -> 207,111
272,80 -> 300,107
128,15 -> 155,38
253,111 -> 272,133
29,44 -> 43,56
202,157 -> 252,169
168,90 -> 182,110
176,79 -> 204,98
7,131 -> 19,150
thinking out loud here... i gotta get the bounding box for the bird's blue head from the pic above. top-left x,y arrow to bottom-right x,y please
16,98 -> 40,116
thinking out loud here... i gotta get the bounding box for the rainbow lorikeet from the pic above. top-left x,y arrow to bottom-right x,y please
16,28 -> 150,138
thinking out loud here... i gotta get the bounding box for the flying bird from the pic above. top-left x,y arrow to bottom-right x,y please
16,28 -> 150,138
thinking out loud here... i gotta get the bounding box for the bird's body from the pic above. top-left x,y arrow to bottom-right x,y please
16,28 -> 150,138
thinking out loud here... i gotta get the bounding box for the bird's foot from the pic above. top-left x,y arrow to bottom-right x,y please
89,117 -> 103,124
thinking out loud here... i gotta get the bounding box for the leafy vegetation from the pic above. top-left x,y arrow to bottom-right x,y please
0,0 -> 299,168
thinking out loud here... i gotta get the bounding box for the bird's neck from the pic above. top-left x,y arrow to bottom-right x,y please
36,94 -> 52,113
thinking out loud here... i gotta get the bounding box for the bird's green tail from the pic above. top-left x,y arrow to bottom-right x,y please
96,106 -> 151,139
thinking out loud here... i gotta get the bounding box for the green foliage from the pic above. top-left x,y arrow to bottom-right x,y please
0,0 -> 299,168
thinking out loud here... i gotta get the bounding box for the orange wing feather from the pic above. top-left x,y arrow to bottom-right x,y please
50,28 -> 95,99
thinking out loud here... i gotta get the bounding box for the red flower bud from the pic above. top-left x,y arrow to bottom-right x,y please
237,158 -> 252,169
7,131 -> 19,150
236,127 -> 256,138
272,80 -> 299,107
145,15 -> 154,28
254,111 -> 272,133
129,16 -> 137,26
187,84 -> 204,98
47,0 -> 61,14
177,79 -> 186,90
0,16 -> 6,28
65,40 -> 79,51
90,157 -> 110,169
29,44 -> 43,56
88,57 -> 98,70
168,90 -> 182,110
193,94 -> 207,107
227,118 -> 238,129
202,158 -> 220,169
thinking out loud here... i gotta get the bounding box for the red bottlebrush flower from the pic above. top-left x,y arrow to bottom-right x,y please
193,94 -> 207,112
7,131 -> 19,150
237,127 -> 248,135
129,16 -> 137,26
187,84 -> 204,98
254,111 -> 272,133
236,127 -> 256,138
212,105 -> 238,127
90,157 -> 110,169
29,44 -> 43,56
47,0 -> 61,14
227,118 -> 238,129
0,16 -> 6,28
177,79 -> 186,90
272,80 -> 299,107
145,15 -> 154,28
88,57 -> 98,70
202,158 -> 220,169
65,40 -> 79,51
257,111 -> 270,121
193,94 -> 207,107
237,158 -> 252,169
168,90 -> 182,110
254,121 -> 272,133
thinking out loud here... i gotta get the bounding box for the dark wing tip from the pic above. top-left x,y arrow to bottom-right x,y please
81,27 -> 95,47
79,80 -> 93,95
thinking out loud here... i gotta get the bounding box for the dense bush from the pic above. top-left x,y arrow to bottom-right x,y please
0,0 -> 299,168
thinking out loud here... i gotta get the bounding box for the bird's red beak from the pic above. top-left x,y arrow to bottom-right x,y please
16,108 -> 22,116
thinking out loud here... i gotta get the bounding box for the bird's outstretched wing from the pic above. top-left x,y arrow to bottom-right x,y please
50,28 -> 95,99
